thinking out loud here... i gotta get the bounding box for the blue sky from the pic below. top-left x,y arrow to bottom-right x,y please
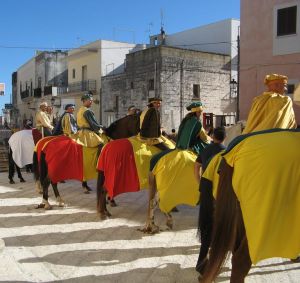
0,0 -> 240,111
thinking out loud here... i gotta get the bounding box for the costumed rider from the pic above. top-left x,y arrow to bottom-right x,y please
53,104 -> 78,137
35,101 -> 54,137
77,92 -> 106,148
243,73 -> 296,134
176,101 -> 211,154
146,101 -> 211,220
139,97 -> 171,151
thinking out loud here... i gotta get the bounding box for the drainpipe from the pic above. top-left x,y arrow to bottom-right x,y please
236,30 -> 240,122
180,60 -> 184,121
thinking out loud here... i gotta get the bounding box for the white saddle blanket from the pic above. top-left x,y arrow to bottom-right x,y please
8,130 -> 34,168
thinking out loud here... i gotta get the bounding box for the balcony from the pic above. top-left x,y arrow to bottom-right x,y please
44,86 -> 68,96
34,88 -> 42,98
68,80 -> 96,93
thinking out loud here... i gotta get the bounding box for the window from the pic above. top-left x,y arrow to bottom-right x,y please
148,79 -> 154,90
193,84 -> 200,99
72,69 -> 76,79
287,84 -> 295,99
115,95 -> 119,112
288,84 -> 295,94
130,81 -> 134,89
277,6 -> 297,36
82,65 -> 87,81
38,77 -> 42,88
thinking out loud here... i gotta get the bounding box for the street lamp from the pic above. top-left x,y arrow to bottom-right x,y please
230,79 -> 237,98
230,78 -> 239,123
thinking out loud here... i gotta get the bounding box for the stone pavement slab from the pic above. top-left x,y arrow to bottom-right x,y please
0,172 -> 299,282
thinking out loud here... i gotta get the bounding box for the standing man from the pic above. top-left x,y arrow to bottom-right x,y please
35,102 -> 54,137
243,74 -> 296,133
53,104 -> 78,137
139,97 -> 171,150
77,92 -> 105,148
194,127 -> 226,276
46,106 -> 56,127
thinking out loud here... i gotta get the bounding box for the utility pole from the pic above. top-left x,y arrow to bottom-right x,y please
180,60 -> 184,121
236,30 -> 240,122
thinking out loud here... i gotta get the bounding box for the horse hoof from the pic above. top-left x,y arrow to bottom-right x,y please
20,178 -> 26,183
82,185 -> 92,192
83,189 -> 90,194
9,179 -> 15,184
166,220 -> 173,230
291,256 -> 300,263
44,204 -> 53,210
171,207 -> 179,212
57,197 -> 65,207
99,213 -> 108,220
35,203 -> 45,209
139,224 -> 160,234
110,200 -> 117,207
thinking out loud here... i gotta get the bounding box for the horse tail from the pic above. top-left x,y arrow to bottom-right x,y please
96,170 -> 105,213
32,152 -> 40,181
39,152 -> 49,189
202,160 -> 239,283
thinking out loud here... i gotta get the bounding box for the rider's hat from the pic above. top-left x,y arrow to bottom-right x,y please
186,101 -> 203,112
264,74 -> 288,85
148,97 -> 162,103
81,92 -> 93,102
64,104 -> 75,110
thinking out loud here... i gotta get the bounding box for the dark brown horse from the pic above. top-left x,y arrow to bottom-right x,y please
201,129 -> 300,283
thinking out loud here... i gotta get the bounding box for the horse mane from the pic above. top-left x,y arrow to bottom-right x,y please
105,115 -> 140,139
202,160 -> 239,282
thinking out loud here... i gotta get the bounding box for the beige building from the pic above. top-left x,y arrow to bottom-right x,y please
65,40 -> 143,122
12,41 -> 142,127
240,0 -> 300,124
16,57 -> 36,125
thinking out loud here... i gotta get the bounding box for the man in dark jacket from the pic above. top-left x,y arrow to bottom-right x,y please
139,97 -> 170,150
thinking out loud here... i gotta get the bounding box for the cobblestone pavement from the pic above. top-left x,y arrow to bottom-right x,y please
0,172 -> 299,282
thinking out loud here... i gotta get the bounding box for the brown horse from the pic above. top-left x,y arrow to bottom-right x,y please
96,136 -> 175,221
201,129 -> 300,283
34,115 -> 140,210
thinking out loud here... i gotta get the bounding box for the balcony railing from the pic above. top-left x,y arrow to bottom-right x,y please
34,88 -> 42,98
44,86 -> 53,96
21,90 -> 30,99
68,80 -> 96,93
44,86 -> 68,96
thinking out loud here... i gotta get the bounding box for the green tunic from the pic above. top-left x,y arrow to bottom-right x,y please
176,116 -> 209,154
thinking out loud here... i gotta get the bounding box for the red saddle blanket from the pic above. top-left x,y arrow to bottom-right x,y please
97,139 -> 139,198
